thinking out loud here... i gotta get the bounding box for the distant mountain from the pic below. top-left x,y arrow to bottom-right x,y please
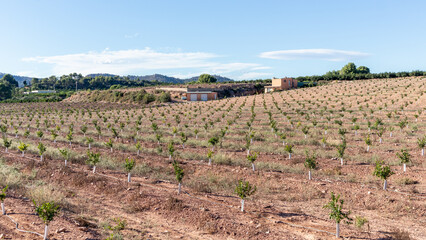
0,72 -> 33,87
185,75 -> 234,83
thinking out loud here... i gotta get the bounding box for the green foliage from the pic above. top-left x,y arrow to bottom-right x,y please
417,136 -> 426,148
168,141 -> 175,156
59,148 -> 70,160
364,135 -> 371,146
172,160 -> 184,183
198,74 -> 217,83
247,152 -> 258,163
124,158 -> 135,173
33,201 -> 60,224
336,140 -> 346,158
2,138 -> 12,148
0,185 -> 8,202
86,151 -> 101,166
304,151 -> 317,169
396,149 -> 410,163
235,180 -> 256,199
37,142 -> 46,156
105,139 -> 114,148
373,161 -> 394,180
18,142 -> 29,152
208,136 -> 219,147
323,192 -> 352,224
284,144 -> 293,154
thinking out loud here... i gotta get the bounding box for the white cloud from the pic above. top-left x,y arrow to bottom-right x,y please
22,48 -> 266,77
259,49 -> 370,61
237,72 -> 271,80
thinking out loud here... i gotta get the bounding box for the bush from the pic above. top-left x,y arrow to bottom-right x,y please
142,93 -> 156,104
157,92 -> 171,103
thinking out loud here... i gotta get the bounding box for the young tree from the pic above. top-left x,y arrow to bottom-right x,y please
364,135 -> 372,152
323,192 -> 352,238
208,136 -> 219,151
373,160 -> 394,190
172,160 -> 184,194
2,137 -> 11,153
124,158 -> 135,182
80,125 -> 88,137
235,180 -> 256,212
304,151 -> 317,180
180,132 -> 188,149
280,133 -> 287,146
104,138 -> 114,152
135,141 -> 141,156
194,129 -> 199,139
18,142 -> 29,157
377,127 -> 385,144
284,144 -> 293,159
86,151 -> 101,173
172,127 -> 177,138
33,201 -> 60,240
301,126 -> 309,139
36,130 -> 44,141
396,149 -> 411,172
207,149 -> 213,166
168,141 -> 175,160
0,185 -> 8,215
417,136 -> 426,156
85,137 -> 94,149
59,148 -> 70,166
38,142 -> 47,161
336,140 -> 346,166
247,152 -> 258,171
50,130 -> 58,143
66,131 -> 73,146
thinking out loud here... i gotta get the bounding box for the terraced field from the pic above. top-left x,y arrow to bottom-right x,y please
0,77 -> 425,239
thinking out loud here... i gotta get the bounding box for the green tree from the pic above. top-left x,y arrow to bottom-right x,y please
33,201 -> 60,240
235,180 -> 256,212
38,142 -> 47,161
247,152 -> 258,171
373,160 -> 394,190
1,74 -> 19,88
172,160 -> 184,194
198,74 -> 217,83
124,158 -> 135,182
304,151 -> 317,180
396,149 -> 410,172
340,63 -> 357,75
86,151 -> 101,173
59,148 -> 70,166
357,66 -> 370,74
323,192 -> 352,238
0,185 -> 8,215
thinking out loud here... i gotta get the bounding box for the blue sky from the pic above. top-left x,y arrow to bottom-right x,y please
1,0 -> 426,80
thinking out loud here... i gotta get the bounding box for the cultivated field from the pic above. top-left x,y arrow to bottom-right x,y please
0,77 -> 425,239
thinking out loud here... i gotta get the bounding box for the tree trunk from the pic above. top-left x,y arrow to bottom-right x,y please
110,148 -> 113,153
89,143 -> 91,149
289,153 -> 291,159
40,155 -> 43,161
241,199 -> 245,212
43,224 -> 49,240
336,222 -> 340,238
367,146 -> 370,152
384,179 -> 387,190
128,173 -> 131,183
1,202 -> 5,215
252,163 -> 255,171
137,150 -> 140,156
208,158 -> 211,166
390,132 -> 392,137
65,160 -> 67,166
403,163 -> 406,172
379,138 -> 382,144
247,149 -> 250,156
178,182 -> 182,194
422,148 -> 424,156
308,170 -> 312,180
22,151 -> 24,157
340,158 -> 343,166
93,165 -> 96,173
5,147 -> 7,153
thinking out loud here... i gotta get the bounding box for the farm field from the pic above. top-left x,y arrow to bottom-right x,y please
0,77 -> 425,239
